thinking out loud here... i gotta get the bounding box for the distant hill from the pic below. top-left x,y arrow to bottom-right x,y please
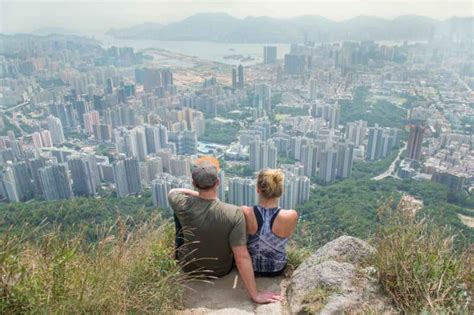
107,13 -> 473,43
33,27 -> 80,35
107,22 -> 163,39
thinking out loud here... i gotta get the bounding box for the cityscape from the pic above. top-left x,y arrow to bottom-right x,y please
1,1 -> 473,313
1,27 -> 472,218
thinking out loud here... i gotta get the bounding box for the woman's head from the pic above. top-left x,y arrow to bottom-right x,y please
256,169 -> 284,199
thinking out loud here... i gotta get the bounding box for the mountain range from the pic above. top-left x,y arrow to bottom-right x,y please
107,13 -> 473,43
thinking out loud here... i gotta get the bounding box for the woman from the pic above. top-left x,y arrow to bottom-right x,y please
242,169 -> 299,277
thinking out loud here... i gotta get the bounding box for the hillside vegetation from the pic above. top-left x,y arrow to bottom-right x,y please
340,87 -> 407,128
371,201 -> 472,313
295,178 -> 474,249
0,193 -> 159,242
1,220 -> 191,314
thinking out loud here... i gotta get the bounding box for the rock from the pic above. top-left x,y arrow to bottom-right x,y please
286,236 -> 393,314
305,235 -> 376,266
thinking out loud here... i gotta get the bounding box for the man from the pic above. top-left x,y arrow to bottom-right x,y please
168,156 -> 281,304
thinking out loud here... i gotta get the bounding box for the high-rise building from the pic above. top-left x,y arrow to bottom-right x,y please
254,83 -> 272,113
218,170 -> 225,202
151,176 -> 171,209
228,177 -> 257,206
115,126 -> 149,161
366,125 -> 384,161
134,127 -> 148,161
47,115 -> 65,145
263,46 -> 277,64
151,173 -> 192,209
295,175 -> 311,205
156,149 -> 173,173
1,166 -> 19,202
135,67 -> 172,92
300,144 -> 318,178
249,139 -> 277,172
193,115 -> 206,137
73,99 -> 91,128
40,130 -> 53,147
112,157 -> 142,198
13,162 -> 34,201
328,105 -> 340,129
83,110 -> 100,134
345,120 -> 367,147
284,54 -> 306,75
336,142 -> 354,179
309,79 -> 318,100
170,155 -> 191,177
67,155 -> 97,196
231,68 -> 237,88
28,157 -> 47,195
93,124 -> 113,141
141,155 -> 163,185
38,164 -> 73,201
311,103 -> 340,129
407,125 -> 424,161
31,132 -> 43,149
279,173 -> 311,209
319,149 -> 338,184
168,130 -> 197,155
145,125 -> 162,154
48,103 -> 77,129
237,64 -> 244,89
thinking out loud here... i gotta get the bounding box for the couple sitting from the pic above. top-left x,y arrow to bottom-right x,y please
168,157 -> 298,304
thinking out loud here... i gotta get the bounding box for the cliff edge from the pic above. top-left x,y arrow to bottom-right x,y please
177,236 -> 394,314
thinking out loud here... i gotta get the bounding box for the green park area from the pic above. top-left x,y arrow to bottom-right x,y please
340,87 -> 407,128
199,119 -> 240,145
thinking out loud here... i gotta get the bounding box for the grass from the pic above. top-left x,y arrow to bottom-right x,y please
371,200 -> 472,314
285,240 -> 312,276
0,217 -> 198,314
301,284 -> 338,313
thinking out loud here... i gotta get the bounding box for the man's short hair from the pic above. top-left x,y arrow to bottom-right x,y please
192,156 -> 220,190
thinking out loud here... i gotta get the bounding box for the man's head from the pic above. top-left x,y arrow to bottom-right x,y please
191,156 -> 220,192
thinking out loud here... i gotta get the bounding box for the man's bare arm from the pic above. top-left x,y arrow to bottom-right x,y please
232,245 -> 282,304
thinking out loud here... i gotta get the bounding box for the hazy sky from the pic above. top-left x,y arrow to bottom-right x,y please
1,0 -> 473,33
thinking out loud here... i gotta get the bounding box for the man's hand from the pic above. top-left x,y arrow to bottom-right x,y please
251,291 -> 283,304
232,245 -> 282,304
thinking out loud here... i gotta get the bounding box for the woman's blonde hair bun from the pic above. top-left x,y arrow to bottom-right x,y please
257,169 -> 284,199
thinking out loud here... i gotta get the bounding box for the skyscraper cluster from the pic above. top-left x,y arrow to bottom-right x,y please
249,139 -> 278,172
311,103 -> 340,129
112,156 -> 142,198
151,173 -> 192,210
228,171 -> 310,210
345,120 -> 368,148
228,177 -> 257,207
366,124 -> 401,161
279,171 -> 311,209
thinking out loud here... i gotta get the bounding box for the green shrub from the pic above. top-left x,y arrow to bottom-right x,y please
285,241 -> 312,276
0,218 -> 191,314
371,201 -> 472,313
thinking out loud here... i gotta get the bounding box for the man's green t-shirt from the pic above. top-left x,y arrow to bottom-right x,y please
168,191 -> 247,277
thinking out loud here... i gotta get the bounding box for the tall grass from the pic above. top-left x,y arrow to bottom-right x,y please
371,199 -> 472,314
1,217 -> 195,314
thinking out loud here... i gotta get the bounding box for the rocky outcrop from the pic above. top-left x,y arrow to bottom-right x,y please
178,236 -> 393,314
286,236 -> 393,314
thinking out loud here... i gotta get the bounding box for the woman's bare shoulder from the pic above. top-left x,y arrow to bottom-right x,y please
278,209 -> 299,221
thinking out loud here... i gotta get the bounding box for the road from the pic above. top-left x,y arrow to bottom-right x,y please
454,72 -> 473,93
1,101 -> 30,113
371,142 -> 407,181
